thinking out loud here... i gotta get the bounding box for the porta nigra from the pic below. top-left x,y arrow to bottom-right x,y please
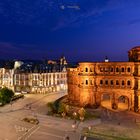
67,47 -> 140,112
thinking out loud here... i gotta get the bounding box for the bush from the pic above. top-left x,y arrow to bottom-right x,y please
23,117 -> 39,125
47,102 -> 57,113
58,103 -> 66,114
0,87 -> 14,105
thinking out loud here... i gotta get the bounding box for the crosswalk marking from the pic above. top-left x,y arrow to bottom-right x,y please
14,125 -> 28,132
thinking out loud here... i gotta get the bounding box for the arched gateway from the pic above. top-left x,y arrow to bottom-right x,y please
101,93 -> 112,108
118,95 -> 130,111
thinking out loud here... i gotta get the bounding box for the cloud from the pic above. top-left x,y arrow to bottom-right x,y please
52,0 -> 124,31
0,0 -> 123,30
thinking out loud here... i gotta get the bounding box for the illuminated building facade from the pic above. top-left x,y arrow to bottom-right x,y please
0,56 -> 67,93
68,47 -> 140,112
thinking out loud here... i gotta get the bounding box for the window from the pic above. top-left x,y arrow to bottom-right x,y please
110,67 -> 114,72
116,80 -> 119,85
100,67 -> 104,72
121,67 -> 125,72
100,80 -> 103,85
105,80 -> 108,85
105,67 -> 109,72
127,67 -> 131,72
86,80 -> 88,85
85,68 -> 88,72
122,80 -> 125,86
116,67 -> 119,72
127,80 -> 131,86
110,80 -> 113,85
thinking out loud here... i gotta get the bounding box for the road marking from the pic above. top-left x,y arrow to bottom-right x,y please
18,125 -> 37,140
36,131 -> 64,139
25,126 -> 40,140
14,125 -> 28,133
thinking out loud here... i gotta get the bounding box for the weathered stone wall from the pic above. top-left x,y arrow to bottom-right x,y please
67,61 -> 140,112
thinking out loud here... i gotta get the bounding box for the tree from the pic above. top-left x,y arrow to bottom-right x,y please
0,87 -> 14,105
47,102 -> 54,112
58,103 -> 66,114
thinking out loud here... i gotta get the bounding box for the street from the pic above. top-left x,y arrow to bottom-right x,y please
1,91 -> 139,140
0,92 -> 98,140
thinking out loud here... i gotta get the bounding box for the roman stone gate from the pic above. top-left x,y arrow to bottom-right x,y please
96,90 -> 133,111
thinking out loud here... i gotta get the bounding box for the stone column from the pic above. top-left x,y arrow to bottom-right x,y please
138,94 -> 140,112
138,79 -> 140,90
111,93 -> 118,110
138,65 -> 140,76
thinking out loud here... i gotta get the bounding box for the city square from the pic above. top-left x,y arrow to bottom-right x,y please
0,91 -> 140,140
1,0 -> 140,140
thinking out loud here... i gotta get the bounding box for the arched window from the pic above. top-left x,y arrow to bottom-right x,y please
100,80 -> 103,85
121,67 -> 125,72
116,67 -> 119,72
127,80 -> 131,86
116,80 -> 119,85
110,80 -> 113,85
127,67 -> 131,72
85,68 -> 88,72
86,80 -> 88,85
122,80 -> 125,86
105,80 -> 108,85
110,67 -> 114,72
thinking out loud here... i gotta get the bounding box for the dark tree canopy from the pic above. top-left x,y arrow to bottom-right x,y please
0,87 -> 14,105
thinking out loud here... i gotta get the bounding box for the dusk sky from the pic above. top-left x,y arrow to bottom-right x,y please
0,0 -> 140,62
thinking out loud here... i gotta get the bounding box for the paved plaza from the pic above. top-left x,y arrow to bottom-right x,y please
0,92 -> 140,140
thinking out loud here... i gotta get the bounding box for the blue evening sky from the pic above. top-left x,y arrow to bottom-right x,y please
0,0 -> 140,61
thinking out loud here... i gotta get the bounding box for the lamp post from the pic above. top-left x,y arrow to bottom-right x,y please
88,125 -> 92,137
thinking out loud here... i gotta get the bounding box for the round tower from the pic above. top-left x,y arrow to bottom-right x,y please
128,46 -> 140,62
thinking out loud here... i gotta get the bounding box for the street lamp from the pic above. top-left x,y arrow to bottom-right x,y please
72,121 -> 76,132
73,112 -> 77,119
88,125 -> 92,137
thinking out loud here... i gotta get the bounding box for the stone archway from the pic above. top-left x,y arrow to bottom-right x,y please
118,95 -> 129,111
101,93 -> 112,109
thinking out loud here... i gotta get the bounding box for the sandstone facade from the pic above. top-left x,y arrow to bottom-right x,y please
68,47 -> 140,112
